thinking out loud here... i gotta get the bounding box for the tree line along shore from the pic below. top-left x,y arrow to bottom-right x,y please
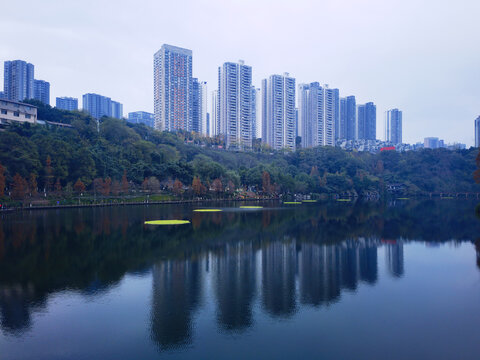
0,101 -> 479,208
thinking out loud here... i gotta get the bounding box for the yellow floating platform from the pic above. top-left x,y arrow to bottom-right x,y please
239,206 -> 263,209
336,199 -> 351,202
302,200 -> 317,203
145,220 -> 190,225
284,202 -> 302,204
193,209 -> 223,212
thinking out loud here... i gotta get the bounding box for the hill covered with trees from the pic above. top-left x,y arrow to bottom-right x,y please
0,102 -> 479,204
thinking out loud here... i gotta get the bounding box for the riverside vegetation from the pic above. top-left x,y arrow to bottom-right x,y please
0,100 -> 479,207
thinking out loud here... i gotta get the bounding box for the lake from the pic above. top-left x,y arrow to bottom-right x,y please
1,200 -> 480,359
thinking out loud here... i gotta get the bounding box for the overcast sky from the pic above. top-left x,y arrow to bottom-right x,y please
2,0 -> 479,145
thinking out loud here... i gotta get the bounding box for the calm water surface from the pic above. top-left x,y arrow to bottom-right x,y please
1,200 -> 480,359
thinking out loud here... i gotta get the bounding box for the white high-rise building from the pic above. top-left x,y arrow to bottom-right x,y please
153,44 -> 193,132
385,109 -> 403,144
199,81 -> 208,136
254,88 -> 262,139
211,90 -> 219,137
218,60 -> 253,150
262,73 -> 296,150
475,116 -> 480,148
299,82 -> 339,148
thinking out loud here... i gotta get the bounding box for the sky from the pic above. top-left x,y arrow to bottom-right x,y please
1,0 -> 479,145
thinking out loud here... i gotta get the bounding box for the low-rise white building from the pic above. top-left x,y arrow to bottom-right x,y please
0,99 -> 37,125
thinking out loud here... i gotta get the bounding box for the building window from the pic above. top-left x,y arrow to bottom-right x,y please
0,109 -> 6,115
13,111 -> 20,117
25,114 -> 31,119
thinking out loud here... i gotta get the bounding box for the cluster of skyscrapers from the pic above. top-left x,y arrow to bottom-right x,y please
153,44 -> 405,151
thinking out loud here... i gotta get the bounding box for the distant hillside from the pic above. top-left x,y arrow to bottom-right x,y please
0,102 -> 479,199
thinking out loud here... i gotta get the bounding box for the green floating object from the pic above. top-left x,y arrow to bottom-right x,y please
336,199 -> 351,202
284,202 -> 302,204
194,209 -> 223,212
302,200 -> 317,203
145,220 -> 190,225
240,206 -> 263,209
397,198 -> 409,200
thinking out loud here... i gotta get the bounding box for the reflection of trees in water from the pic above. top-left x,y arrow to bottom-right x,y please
213,242 -> 256,332
0,200 -> 478,336
150,258 -> 202,350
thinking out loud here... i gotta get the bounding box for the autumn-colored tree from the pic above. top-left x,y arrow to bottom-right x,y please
173,179 -> 183,196
212,178 -> 223,196
192,177 -> 206,196
121,170 -> 129,194
74,178 -> 86,194
262,171 -> 272,194
319,173 -> 327,187
103,177 -> 112,196
11,173 -> 28,200
375,160 -> 384,174
142,178 -> 149,192
310,166 -> 320,178
227,180 -> 235,194
54,178 -> 62,193
0,163 -> 5,197
93,178 -> 104,195
44,156 -> 54,191
29,173 -> 38,197
111,180 -> 121,196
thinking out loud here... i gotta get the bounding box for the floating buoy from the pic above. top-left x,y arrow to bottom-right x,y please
145,220 -> 190,225
193,209 -> 223,212
239,206 -> 263,209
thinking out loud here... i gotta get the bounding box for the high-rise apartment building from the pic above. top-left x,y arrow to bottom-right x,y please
218,60 -> 253,150
3,60 -> 34,101
298,83 -> 338,148
357,102 -> 376,140
0,91 -> 4,99
154,44 -> 193,132
252,87 -> 261,140
128,111 -> 154,128
33,79 -> 50,105
56,97 -> 78,111
339,96 -> 356,140
475,116 -> 480,147
211,90 -> 219,137
385,108 -> 402,144
111,101 -> 123,119
262,73 -> 296,150
82,93 -> 122,119
424,137 -> 439,149
192,79 -> 208,135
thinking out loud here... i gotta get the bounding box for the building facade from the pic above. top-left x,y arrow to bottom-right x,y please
0,99 -> 37,125
339,95 -> 356,140
34,79 -> 50,105
298,83 -> 338,148
218,61 -> 253,150
211,90 -> 219,137
385,108 -> 402,144
424,137 -> 440,149
262,73 -> 296,150
357,102 -> 376,140
3,60 -> 34,102
83,93 -> 122,119
154,44 -> 193,132
128,111 -> 155,128
56,97 -> 78,111
192,79 -> 208,136
475,116 -> 480,148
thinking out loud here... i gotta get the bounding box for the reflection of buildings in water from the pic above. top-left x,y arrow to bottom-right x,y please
150,258 -> 202,350
358,238 -> 378,284
0,284 -> 45,335
385,240 -> 405,278
213,242 -> 256,331
299,239 -> 381,307
262,240 -> 297,317
299,243 -> 341,306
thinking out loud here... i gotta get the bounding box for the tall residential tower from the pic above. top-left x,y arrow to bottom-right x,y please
385,109 -> 402,144
154,44 -> 193,132
3,60 -> 34,102
218,60 -> 253,150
